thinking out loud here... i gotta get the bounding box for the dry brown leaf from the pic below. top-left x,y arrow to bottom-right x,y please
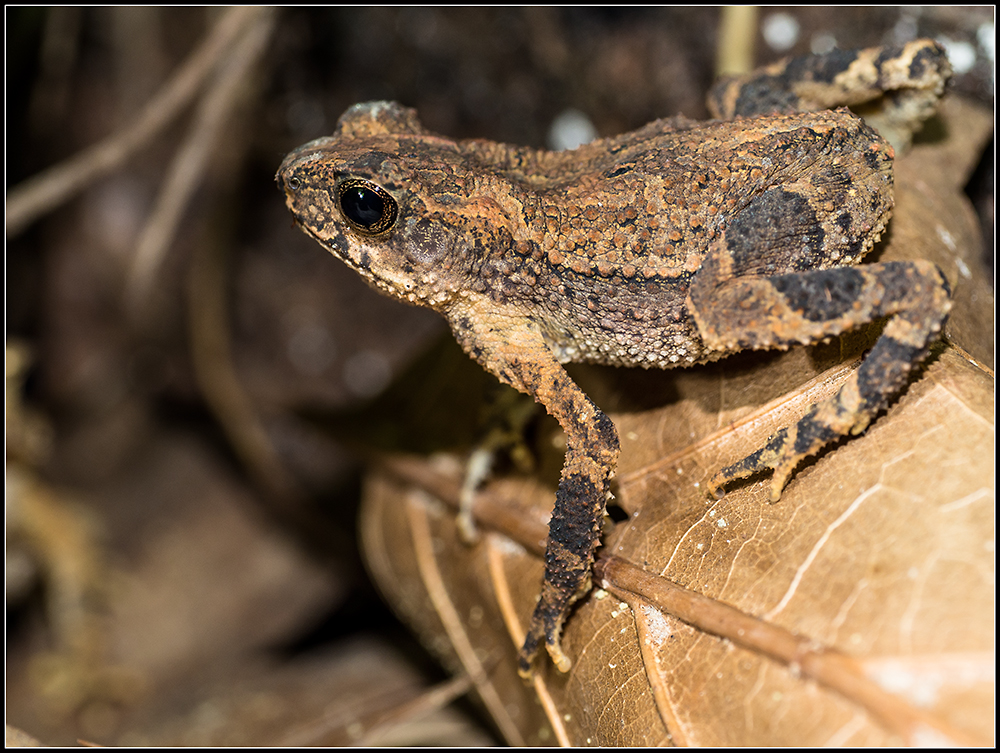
358,95 -> 994,746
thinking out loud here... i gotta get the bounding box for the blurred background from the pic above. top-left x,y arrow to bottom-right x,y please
6,7 -> 993,746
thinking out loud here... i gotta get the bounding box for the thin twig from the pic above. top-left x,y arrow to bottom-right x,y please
404,491 -> 526,746
279,671 -> 477,747
484,537 -> 573,747
180,8 -> 311,520
355,672 -> 477,747
715,6 -> 758,76
187,178 -> 302,509
6,6 -> 262,238
126,6 -> 276,317
596,558 -> 980,747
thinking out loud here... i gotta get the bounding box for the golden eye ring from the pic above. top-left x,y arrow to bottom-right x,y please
336,178 -> 398,236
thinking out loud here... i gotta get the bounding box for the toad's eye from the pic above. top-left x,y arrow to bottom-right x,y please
336,179 -> 398,235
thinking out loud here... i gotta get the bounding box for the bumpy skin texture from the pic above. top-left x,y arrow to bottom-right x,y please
277,40 -> 951,677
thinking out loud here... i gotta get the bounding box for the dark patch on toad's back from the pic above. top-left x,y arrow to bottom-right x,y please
726,189 -> 824,275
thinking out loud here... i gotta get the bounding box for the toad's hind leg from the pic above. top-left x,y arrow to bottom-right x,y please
690,253 -> 951,501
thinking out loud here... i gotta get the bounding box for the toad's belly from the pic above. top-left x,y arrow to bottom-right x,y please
539,281 -> 711,369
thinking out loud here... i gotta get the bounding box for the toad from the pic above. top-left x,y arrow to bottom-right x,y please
277,39 -> 951,677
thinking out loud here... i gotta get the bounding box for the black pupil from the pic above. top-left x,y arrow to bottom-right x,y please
342,186 -> 386,229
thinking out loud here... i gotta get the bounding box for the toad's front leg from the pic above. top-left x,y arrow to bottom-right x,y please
447,302 -> 620,677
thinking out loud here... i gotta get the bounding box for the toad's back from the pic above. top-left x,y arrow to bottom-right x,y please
281,104 -> 893,369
